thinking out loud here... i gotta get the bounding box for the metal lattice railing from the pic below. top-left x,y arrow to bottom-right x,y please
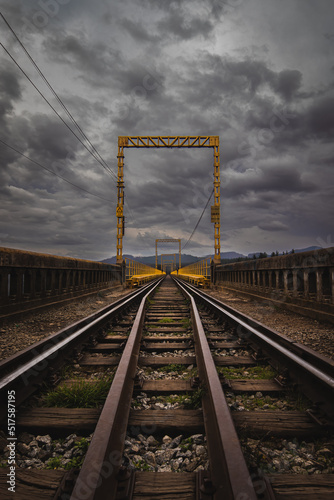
125,258 -> 165,280
172,257 -> 212,279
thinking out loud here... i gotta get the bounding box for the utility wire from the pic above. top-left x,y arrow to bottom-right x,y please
0,41 -> 117,182
182,188 -> 214,250
0,138 -> 112,204
0,12 -> 117,181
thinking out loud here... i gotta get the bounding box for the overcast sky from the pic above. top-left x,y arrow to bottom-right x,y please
0,0 -> 333,261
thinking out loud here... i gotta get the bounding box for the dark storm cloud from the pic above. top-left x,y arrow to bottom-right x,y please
44,30 -> 165,97
23,113 -> 80,164
0,0 -> 333,259
244,91 -> 334,153
307,96 -> 334,137
224,165 -> 316,199
258,221 -> 289,231
271,69 -> 303,101
120,18 -> 160,43
157,11 -> 214,40
0,61 -> 22,101
0,60 -> 22,126
44,32 -> 122,78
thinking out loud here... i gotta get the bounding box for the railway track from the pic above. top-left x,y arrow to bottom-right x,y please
0,276 -> 333,499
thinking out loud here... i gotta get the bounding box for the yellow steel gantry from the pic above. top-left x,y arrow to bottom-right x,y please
160,253 -> 177,272
155,238 -> 181,269
116,136 -> 220,264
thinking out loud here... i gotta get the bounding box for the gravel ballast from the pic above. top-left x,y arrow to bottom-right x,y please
206,288 -> 334,359
0,287 -> 130,360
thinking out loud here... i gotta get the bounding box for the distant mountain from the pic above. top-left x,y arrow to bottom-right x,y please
100,247 -> 322,266
221,251 -> 245,260
293,246 -> 322,253
100,251 -> 246,267
248,246 -> 323,258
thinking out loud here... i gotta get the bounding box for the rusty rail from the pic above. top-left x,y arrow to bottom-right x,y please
0,279 -> 163,421
175,278 -> 258,500
174,277 -> 334,419
72,276 -> 259,499
70,278 -> 163,500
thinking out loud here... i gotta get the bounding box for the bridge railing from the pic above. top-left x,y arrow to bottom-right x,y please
0,247 -> 123,318
172,257 -> 211,287
125,258 -> 165,287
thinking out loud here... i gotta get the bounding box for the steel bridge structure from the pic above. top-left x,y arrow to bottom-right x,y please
160,253 -> 177,273
155,238 -> 181,270
116,136 -> 220,264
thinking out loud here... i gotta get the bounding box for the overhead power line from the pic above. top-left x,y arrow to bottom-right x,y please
0,12 -> 117,183
0,41 -> 118,182
0,138 -> 112,204
0,12 -> 117,181
182,188 -> 214,250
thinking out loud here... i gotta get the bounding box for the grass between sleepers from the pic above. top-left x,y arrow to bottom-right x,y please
42,376 -> 114,408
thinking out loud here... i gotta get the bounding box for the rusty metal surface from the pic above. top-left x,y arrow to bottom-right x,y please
70,278 -> 163,500
175,278 -> 334,418
175,278 -> 257,500
0,279 -> 162,422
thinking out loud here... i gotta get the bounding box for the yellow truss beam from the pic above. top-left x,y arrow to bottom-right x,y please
116,136 -> 220,264
119,136 -> 219,148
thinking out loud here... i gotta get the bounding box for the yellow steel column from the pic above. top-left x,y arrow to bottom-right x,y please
213,137 -> 221,263
116,137 -> 126,264
179,239 -> 181,269
155,240 -> 158,269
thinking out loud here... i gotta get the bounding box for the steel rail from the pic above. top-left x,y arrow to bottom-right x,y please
174,277 -> 334,418
175,279 -> 334,387
175,279 -> 258,500
0,278 -> 163,420
180,281 -> 334,373
70,278 -> 163,500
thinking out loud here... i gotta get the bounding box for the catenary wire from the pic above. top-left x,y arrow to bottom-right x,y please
0,12 -> 117,181
0,138 -> 112,204
0,24 -> 134,222
182,188 -> 214,250
0,42 -> 117,182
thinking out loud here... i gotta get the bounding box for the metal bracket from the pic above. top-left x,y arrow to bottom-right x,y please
53,468 -> 79,500
274,368 -> 290,387
196,471 -> 216,500
306,405 -> 330,426
47,367 -> 61,387
251,348 -> 269,363
218,374 -> 231,389
252,473 -> 276,500
133,374 -> 144,389
115,467 -> 135,500
71,349 -> 83,363
191,376 -> 201,388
